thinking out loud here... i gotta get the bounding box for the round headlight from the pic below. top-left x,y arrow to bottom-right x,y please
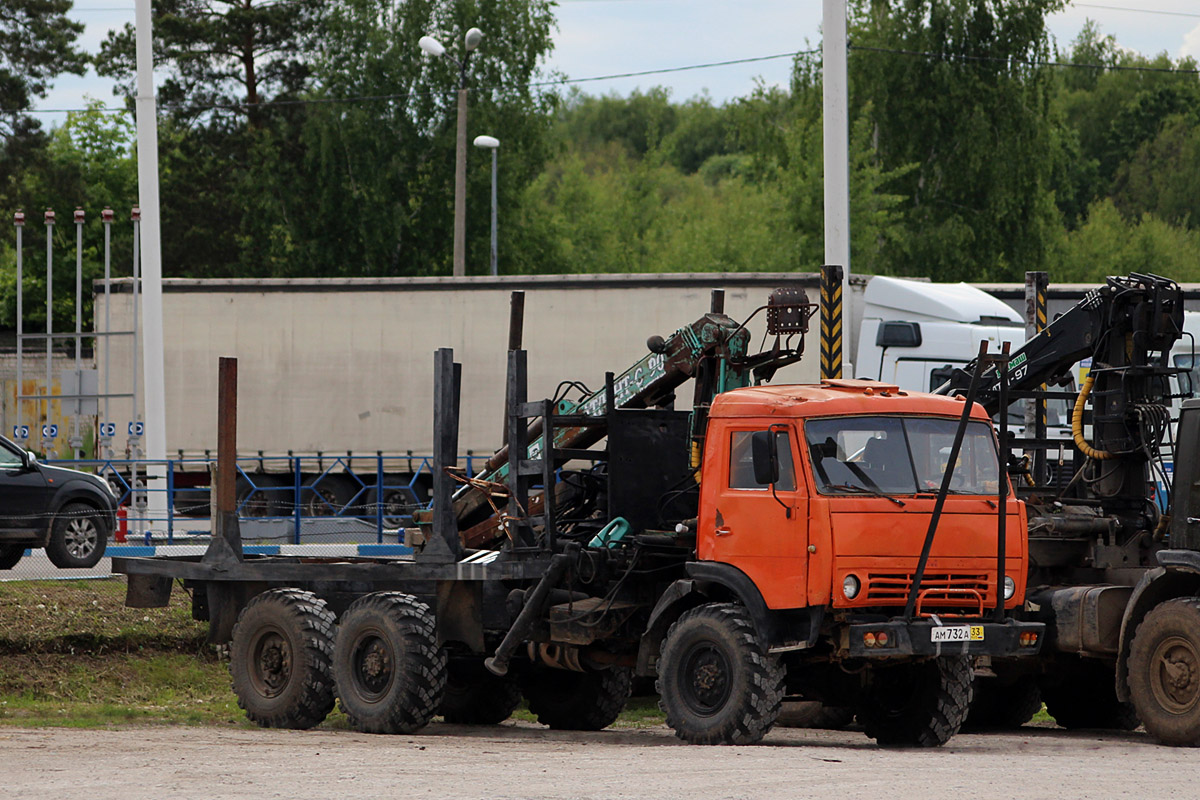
1003,575 -> 1016,601
843,574 -> 861,600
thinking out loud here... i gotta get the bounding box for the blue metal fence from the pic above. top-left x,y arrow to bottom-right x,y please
42,453 -> 483,545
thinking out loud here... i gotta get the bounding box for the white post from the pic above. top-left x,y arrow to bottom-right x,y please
823,0 -> 851,375
134,0 -> 169,531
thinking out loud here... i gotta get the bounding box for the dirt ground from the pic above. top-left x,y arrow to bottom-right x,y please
1,720 -> 1194,800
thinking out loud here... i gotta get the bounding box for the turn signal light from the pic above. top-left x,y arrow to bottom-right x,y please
862,630 -> 896,649
1019,631 -> 1040,647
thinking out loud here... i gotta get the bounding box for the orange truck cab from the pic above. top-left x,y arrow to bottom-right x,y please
693,379 -> 1041,658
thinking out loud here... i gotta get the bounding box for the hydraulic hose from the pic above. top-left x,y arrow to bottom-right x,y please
1072,374 -> 1115,461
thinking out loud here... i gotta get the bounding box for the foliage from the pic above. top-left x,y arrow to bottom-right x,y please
1049,200 -> 1200,283
846,0 -> 1067,281
5,2 -> 1200,290
0,0 -> 87,142
0,102 -> 137,330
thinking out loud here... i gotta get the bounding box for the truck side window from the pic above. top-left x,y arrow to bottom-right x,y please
729,430 -> 795,491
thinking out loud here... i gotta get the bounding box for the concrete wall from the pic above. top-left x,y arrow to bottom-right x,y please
96,274 -> 856,459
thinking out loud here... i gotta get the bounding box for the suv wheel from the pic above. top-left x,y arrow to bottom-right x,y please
46,502 -> 107,569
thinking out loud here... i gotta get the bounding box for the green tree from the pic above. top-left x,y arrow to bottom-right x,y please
0,101 -> 138,329
1050,199 -> 1200,282
96,0 -> 323,127
268,0 -> 558,277
847,0 -> 1067,281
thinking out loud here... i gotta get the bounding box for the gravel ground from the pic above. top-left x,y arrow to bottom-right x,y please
1,721 -> 1194,800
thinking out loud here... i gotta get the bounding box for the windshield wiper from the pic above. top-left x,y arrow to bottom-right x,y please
824,483 -> 906,507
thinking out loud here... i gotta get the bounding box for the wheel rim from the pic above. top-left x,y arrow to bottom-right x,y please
64,517 -> 99,559
349,628 -> 394,701
1149,634 -> 1200,715
679,640 -> 732,716
249,626 -> 293,698
305,485 -> 341,516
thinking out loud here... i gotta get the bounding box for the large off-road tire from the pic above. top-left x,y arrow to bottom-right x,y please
521,666 -> 632,731
657,602 -> 784,745
440,658 -> 521,724
334,592 -> 446,734
0,544 -> 24,570
229,588 -> 337,729
963,677 -> 1042,730
45,502 -> 107,569
856,656 -> 973,747
1043,658 -> 1139,731
777,701 -> 856,730
1127,597 -> 1200,746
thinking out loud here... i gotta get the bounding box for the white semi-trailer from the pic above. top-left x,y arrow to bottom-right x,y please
91,272 -> 1027,516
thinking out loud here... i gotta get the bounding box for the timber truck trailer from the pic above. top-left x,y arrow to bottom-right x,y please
114,287 -> 1042,747
940,272 -> 1200,746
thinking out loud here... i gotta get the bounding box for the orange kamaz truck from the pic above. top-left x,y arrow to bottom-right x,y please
116,288 -> 1042,747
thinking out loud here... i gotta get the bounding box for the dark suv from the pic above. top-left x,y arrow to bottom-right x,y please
0,436 -> 119,570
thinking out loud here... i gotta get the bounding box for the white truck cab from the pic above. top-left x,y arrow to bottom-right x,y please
855,276 -> 1025,391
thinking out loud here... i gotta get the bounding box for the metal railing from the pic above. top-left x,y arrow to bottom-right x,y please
41,453 -> 484,545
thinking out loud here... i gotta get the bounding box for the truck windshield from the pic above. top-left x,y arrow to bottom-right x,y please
804,416 -> 1000,497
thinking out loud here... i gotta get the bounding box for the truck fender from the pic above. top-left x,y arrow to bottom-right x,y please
1114,554 -> 1200,702
635,579 -> 706,676
685,561 -> 778,643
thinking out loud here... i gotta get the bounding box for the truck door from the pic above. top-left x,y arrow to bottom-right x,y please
701,425 -> 808,609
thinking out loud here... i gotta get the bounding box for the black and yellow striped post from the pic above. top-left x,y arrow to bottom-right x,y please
820,265 -> 844,381
1025,271 -> 1049,483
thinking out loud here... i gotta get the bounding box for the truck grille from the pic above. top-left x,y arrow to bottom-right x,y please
865,573 -> 992,607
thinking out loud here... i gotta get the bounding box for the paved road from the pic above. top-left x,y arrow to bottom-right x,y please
0,721 -> 1192,800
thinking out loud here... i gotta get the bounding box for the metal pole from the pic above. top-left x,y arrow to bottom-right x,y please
14,211 -> 23,440
489,147 -> 498,277
134,0 -> 170,531
823,0 -> 851,375
502,290 -> 525,445
102,208 -> 113,435
73,208 -> 83,458
820,265 -> 844,381
131,208 -> 141,539
44,209 -> 54,454
453,85 -> 468,277
996,342 -> 1010,622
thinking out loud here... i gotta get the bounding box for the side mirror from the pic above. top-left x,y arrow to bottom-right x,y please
24,451 -> 37,468
751,431 -> 779,486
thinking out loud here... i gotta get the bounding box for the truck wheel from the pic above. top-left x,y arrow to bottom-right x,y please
521,666 -> 632,731
229,588 -> 337,729
440,659 -> 521,724
46,503 -> 107,569
657,602 -> 784,745
0,544 -> 24,570
1043,658 -> 1139,731
963,678 -> 1041,730
777,701 -> 856,730
334,592 -> 447,734
1128,597 -> 1200,745
856,656 -> 973,747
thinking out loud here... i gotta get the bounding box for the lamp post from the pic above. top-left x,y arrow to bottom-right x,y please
420,27 -> 483,278
473,135 -> 499,277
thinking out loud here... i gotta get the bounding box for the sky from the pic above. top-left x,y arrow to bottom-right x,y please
29,1 -> 1200,127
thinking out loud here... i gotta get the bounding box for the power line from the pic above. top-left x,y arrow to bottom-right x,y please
1072,3 -> 1200,19
19,50 -> 812,115
15,40 -> 1199,117
849,43 -> 1200,75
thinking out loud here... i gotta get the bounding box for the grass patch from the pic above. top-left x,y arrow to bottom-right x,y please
0,578 -> 207,655
0,578 -> 667,730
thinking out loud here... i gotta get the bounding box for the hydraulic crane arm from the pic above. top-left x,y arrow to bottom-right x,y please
939,273 -> 1185,418
448,288 -> 815,539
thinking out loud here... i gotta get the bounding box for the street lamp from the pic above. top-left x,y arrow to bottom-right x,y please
419,27 -> 484,278
473,135 -> 499,277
